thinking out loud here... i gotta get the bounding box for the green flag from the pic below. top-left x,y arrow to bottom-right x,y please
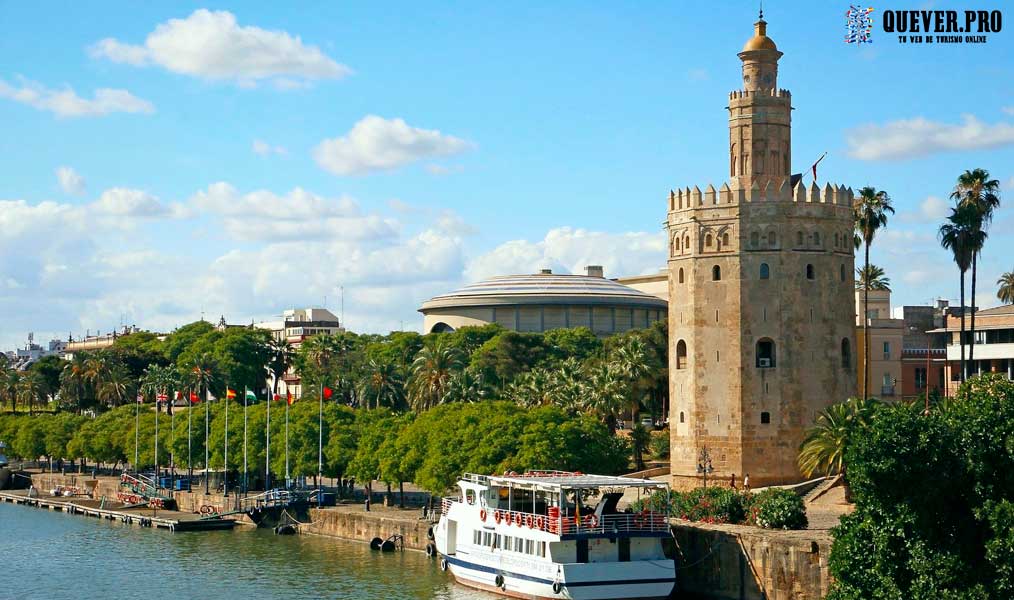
245,390 -> 257,403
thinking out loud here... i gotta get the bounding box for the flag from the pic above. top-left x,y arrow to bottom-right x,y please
157,392 -> 168,403
323,387 -> 333,400
287,392 -> 294,406
206,390 -> 215,402
136,393 -> 144,404
226,389 -> 236,399
245,390 -> 257,403
190,392 -> 200,404
273,394 -> 281,402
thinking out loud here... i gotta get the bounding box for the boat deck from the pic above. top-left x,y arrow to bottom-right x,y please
0,490 -> 235,532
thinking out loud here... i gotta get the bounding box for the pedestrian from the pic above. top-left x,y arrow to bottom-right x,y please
365,494 -> 371,512
743,473 -> 750,490
729,473 -> 737,489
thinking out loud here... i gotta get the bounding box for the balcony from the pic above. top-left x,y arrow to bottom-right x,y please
441,498 -> 669,537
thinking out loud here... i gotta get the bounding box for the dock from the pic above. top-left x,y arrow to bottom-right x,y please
0,490 -> 236,532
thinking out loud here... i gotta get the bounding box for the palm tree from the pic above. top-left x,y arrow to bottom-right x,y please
357,359 -> 404,409
854,187 -> 894,401
951,169 -> 1001,375
998,269 -> 1014,304
939,204 -> 985,382
798,397 -> 881,498
855,264 -> 891,292
96,367 -> 131,408
2,367 -> 21,413
611,336 -> 653,421
17,372 -> 45,415
584,363 -> 625,432
266,338 -> 294,400
407,339 -> 464,412
301,334 -> 336,399
60,354 -> 89,414
549,358 -> 586,413
629,423 -> 651,471
441,368 -> 487,405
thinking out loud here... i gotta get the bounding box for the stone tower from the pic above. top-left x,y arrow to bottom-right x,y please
667,13 -> 857,489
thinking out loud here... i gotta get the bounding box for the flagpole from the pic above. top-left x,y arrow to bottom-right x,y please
134,393 -> 140,471
243,387 -> 248,495
170,389 -> 175,486
224,385 -> 229,498
187,389 -> 193,489
285,392 -> 290,489
154,389 -> 160,482
318,381 -> 323,508
204,387 -> 210,495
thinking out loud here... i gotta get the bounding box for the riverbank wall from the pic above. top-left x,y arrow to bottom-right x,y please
673,521 -> 831,600
303,506 -> 434,551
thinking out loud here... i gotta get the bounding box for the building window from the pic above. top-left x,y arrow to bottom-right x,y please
806,264 -> 815,280
768,231 -> 776,246
712,265 -> 721,281
756,339 -> 776,368
915,367 -> 927,389
883,341 -> 891,360
841,338 -> 851,368
679,411 -> 685,423
760,411 -> 771,424
751,231 -> 759,247
722,233 -> 730,247
676,340 -> 688,369
834,232 -> 840,247
678,268 -> 685,284
813,231 -> 821,246
759,263 -> 770,279
684,236 -> 690,250
840,264 -> 846,282
797,231 -> 804,246
705,234 -> 713,248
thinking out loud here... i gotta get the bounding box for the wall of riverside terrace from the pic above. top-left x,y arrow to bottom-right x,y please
304,508 -> 434,551
672,521 -> 831,600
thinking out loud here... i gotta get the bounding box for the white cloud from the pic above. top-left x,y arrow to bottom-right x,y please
252,139 -> 287,156
899,195 -> 950,224
313,115 -> 474,176
1003,107 -> 1014,116
846,114 -> 1014,160
0,78 -> 154,118
93,188 -> 169,217
465,227 -> 666,282
89,9 -> 351,87
56,166 -> 86,195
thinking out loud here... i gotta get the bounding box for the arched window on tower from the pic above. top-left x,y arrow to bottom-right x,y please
797,231 -> 804,246
722,233 -> 730,248
834,232 -> 840,247
751,231 -> 759,248
841,338 -> 852,368
705,234 -> 713,248
813,231 -> 821,246
768,231 -> 777,246
712,265 -> 722,281
684,236 -> 690,250
756,338 -> 776,368
840,264 -> 847,282
678,268 -> 685,284
806,264 -> 815,280
679,411 -> 685,424
759,263 -> 770,279
676,340 -> 688,369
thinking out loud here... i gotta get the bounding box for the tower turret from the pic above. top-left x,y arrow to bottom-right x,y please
729,11 -> 792,190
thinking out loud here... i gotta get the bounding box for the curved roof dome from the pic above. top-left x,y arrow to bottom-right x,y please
420,271 -> 667,311
742,18 -> 778,52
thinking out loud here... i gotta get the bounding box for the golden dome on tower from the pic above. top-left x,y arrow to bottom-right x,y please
742,12 -> 778,51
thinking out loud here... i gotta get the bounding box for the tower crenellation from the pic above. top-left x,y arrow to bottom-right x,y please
666,12 -> 857,489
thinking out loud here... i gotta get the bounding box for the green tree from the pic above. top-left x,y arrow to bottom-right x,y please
998,269 -> 1014,304
1,367 -> 19,413
951,169 -> 1001,378
939,203 -> 985,382
542,327 -> 602,364
470,331 -> 550,386
798,397 -> 881,489
59,353 -> 90,413
408,338 -> 464,412
357,359 -> 404,410
628,423 -> 651,470
29,355 -> 64,399
853,186 -> 894,401
17,371 -> 46,415
266,338 -> 294,399
855,264 -> 891,291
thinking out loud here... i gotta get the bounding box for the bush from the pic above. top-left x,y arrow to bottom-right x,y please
649,430 -> 669,459
746,488 -> 808,529
673,487 -> 747,524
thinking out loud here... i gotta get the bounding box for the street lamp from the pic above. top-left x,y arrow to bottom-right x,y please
696,447 -> 714,488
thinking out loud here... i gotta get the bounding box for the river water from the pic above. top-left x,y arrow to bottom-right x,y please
1,502 -> 492,600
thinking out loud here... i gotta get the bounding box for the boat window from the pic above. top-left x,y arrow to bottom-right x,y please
515,537 -> 523,552
465,489 -> 476,505
473,530 -> 480,544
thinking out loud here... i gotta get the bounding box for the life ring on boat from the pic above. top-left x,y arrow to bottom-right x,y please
495,574 -> 505,590
536,516 -> 544,530
494,510 -> 502,524
585,515 -> 599,529
479,509 -> 487,522
439,557 -> 448,572
525,514 -> 534,528
552,581 -> 563,594
514,512 -> 523,526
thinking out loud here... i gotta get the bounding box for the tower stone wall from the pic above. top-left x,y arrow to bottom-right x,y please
667,15 -> 858,489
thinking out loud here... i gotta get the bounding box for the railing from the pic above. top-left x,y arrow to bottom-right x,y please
239,488 -> 311,512
120,472 -> 171,501
441,499 -> 668,535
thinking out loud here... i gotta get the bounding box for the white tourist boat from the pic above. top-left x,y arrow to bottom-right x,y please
433,471 -> 675,599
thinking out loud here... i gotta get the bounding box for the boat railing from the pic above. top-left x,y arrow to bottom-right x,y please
440,498 -> 668,535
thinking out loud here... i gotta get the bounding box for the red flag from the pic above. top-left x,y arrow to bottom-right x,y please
273,394 -> 281,402
190,392 -> 200,404
323,387 -> 333,400
136,394 -> 144,404
157,392 -> 168,402
287,392 -> 294,406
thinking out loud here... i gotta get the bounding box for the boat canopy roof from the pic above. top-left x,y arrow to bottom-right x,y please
468,471 -> 669,493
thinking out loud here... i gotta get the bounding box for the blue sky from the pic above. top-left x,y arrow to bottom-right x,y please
1,1 -> 1012,348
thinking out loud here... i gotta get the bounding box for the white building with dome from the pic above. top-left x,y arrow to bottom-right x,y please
419,266 -> 667,336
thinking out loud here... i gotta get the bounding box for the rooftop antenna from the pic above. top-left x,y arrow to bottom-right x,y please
759,0 -> 763,20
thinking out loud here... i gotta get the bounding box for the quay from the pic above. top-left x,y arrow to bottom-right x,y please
0,489 -> 235,532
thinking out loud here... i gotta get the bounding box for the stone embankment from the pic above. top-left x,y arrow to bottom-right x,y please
303,505 -> 435,551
